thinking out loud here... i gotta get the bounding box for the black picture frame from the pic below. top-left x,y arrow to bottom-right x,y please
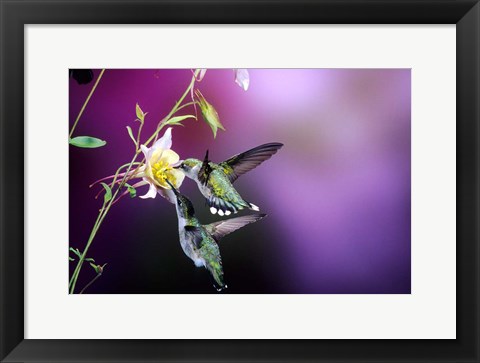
1,0 -> 478,362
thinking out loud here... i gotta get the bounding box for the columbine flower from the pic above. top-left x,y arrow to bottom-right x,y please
234,69 -> 249,91
194,90 -> 225,138
89,127 -> 185,204
137,127 -> 185,202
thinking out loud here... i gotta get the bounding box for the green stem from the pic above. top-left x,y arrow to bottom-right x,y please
79,273 -> 102,294
69,69 -> 106,139
69,153 -> 139,293
136,122 -> 144,152
109,162 -> 142,189
174,101 -> 197,114
144,69 -> 199,147
69,199 -> 106,290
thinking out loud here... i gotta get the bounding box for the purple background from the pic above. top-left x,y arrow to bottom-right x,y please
69,69 -> 411,294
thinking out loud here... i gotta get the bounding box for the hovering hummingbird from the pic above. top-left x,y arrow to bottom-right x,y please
166,180 -> 266,291
176,142 -> 283,216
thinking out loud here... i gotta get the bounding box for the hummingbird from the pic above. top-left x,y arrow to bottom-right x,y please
166,180 -> 266,291
176,142 -> 283,216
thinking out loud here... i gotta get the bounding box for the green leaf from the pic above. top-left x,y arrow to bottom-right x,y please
100,182 -> 112,203
69,257 -> 74,261
85,258 -> 95,262
169,121 -> 185,127
69,136 -> 106,148
125,183 -> 137,198
90,262 -> 99,273
166,115 -> 196,126
126,126 -> 136,145
69,247 -> 82,258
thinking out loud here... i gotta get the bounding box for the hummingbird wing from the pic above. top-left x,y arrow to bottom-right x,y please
184,225 -> 204,249
198,150 -> 213,185
205,213 -> 267,240
219,142 -> 283,183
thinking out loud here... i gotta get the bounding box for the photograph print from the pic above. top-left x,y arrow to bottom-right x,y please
69,68 -> 411,294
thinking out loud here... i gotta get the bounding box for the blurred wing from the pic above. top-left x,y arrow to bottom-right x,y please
205,214 -> 266,240
198,150 -> 213,185
219,142 -> 283,183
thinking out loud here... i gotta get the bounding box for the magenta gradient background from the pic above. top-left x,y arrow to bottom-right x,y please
69,69 -> 411,294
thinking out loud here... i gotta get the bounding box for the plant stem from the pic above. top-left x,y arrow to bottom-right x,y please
69,152 -> 139,293
144,69 -> 199,147
136,122 -> 144,152
79,273 -> 102,294
109,162 -> 142,189
174,101 -> 197,114
69,69 -> 106,139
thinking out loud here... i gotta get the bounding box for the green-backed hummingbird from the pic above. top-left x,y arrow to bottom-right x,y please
176,142 -> 283,216
166,180 -> 266,291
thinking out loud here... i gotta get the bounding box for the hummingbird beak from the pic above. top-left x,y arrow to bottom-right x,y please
165,179 -> 180,196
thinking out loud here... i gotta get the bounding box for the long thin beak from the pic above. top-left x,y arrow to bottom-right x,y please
173,162 -> 183,169
165,180 -> 180,196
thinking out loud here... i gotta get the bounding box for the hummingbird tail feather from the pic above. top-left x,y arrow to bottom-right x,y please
207,196 -> 239,215
248,202 -> 260,211
206,261 -> 226,291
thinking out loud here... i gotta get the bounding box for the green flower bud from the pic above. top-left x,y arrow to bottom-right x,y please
194,90 -> 225,138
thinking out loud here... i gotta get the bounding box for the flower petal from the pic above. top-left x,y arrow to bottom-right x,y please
234,69 -> 249,91
157,188 -> 176,204
150,148 -> 164,164
134,165 -> 146,179
169,168 -> 185,188
198,69 -> 207,81
160,149 -> 180,165
152,127 -> 173,151
139,182 -> 158,199
140,144 -> 151,160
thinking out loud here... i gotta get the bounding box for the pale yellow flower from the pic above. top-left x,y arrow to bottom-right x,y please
137,127 -> 185,202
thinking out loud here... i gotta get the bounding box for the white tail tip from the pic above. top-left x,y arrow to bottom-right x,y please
218,210 -> 225,217
210,207 -> 217,214
225,210 -> 232,216
249,203 -> 260,211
